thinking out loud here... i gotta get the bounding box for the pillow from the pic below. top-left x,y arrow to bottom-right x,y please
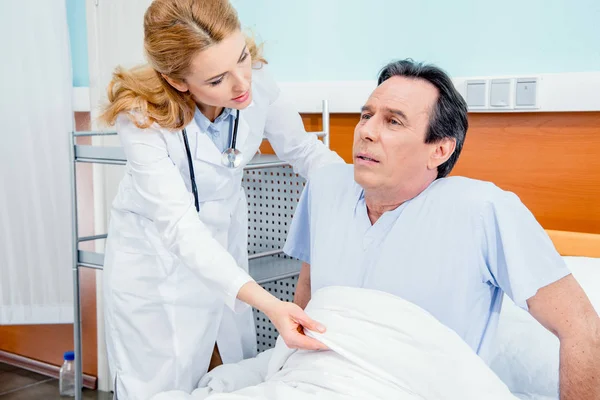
489,256 -> 600,400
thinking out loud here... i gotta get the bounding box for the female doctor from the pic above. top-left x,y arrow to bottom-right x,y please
99,0 -> 343,398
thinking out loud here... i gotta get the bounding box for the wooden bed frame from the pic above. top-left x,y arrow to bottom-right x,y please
546,230 -> 600,258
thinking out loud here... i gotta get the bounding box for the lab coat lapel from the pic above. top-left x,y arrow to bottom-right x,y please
233,112 -> 250,158
235,101 -> 265,165
188,118 -> 223,166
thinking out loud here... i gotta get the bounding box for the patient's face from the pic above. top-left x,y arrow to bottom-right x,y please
353,76 -> 440,196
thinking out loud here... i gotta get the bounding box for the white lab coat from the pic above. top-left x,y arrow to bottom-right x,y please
102,64 -> 344,400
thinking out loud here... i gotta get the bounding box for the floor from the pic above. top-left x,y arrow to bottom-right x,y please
0,363 -> 111,399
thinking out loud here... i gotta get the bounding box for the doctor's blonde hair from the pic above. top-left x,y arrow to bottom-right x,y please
99,0 -> 265,130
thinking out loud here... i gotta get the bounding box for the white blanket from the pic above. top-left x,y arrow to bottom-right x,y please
152,286 -> 517,400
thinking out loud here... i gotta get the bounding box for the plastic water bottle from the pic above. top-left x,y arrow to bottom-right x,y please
59,351 -> 75,397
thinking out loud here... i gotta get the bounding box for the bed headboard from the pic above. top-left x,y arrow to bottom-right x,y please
546,230 -> 600,258
451,112 -> 600,235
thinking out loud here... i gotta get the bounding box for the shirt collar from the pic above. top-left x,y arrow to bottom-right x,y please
194,107 -> 237,133
353,178 -> 441,217
353,184 -> 366,215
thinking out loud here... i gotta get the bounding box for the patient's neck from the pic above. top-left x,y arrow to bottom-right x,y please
364,196 -> 404,225
364,179 -> 434,225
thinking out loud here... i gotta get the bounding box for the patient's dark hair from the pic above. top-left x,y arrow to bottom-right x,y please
378,59 -> 468,179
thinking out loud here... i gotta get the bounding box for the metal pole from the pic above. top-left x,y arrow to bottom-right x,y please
321,100 -> 330,148
248,249 -> 283,260
75,158 -> 126,166
73,131 -> 118,137
244,161 -> 289,170
69,132 -> 83,400
78,234 -> 108,242
77,263 -> 106,270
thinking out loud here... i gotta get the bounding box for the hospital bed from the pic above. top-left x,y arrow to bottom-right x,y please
68,102 -> 331,400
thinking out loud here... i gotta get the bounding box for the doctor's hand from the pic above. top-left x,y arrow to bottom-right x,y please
267,301 -> 329,351
237,281 -> 328,351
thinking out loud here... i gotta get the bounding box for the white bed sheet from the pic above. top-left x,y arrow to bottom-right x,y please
151,256 -> 600,400
152,286 -> 517,400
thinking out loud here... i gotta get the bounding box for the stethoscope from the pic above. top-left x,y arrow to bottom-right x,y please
181,109 -> 241,212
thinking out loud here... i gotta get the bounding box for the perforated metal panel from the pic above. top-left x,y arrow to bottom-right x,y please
242,165 -> 306,352
242,166 -> 306,256
253,275 -> 299,352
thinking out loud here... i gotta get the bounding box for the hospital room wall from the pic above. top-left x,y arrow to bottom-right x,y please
231,0 -> 600,81
69,0 -> 600,84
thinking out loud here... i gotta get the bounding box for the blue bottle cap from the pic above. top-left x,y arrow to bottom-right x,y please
64,351 -> 75,361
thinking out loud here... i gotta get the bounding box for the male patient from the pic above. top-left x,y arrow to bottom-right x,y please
283,59 -> 600,399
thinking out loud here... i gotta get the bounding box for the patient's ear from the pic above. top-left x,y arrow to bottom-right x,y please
428,138 -> 456,170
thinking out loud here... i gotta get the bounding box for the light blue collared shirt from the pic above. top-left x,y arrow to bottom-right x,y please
283,163 -> 570,363
193,107 -> 237,153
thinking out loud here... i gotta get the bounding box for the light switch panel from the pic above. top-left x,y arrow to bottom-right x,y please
490,79 -> 511,108
516,78 -> 538,107
466,80 -> 486,108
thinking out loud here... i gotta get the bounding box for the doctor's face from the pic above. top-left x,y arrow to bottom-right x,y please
353,76 -> 443,196
167,30 -> 253,111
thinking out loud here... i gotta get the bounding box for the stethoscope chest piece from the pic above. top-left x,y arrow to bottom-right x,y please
221,148 -> 243,168
220,109 -> 242,168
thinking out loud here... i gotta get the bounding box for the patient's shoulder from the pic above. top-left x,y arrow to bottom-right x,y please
435,176 -> 498,193
433,176 -> 522,209
308,163 -> 355,191
304,164 -> 358,210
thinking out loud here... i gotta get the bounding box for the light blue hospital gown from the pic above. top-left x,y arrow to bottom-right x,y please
283,164 -> 571,362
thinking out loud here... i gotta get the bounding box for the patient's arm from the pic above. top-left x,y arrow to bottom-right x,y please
527,274 -> 600,400
294,263 -> 312,309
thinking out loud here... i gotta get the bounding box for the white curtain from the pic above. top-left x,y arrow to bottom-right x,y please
0,1 -> 74,324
